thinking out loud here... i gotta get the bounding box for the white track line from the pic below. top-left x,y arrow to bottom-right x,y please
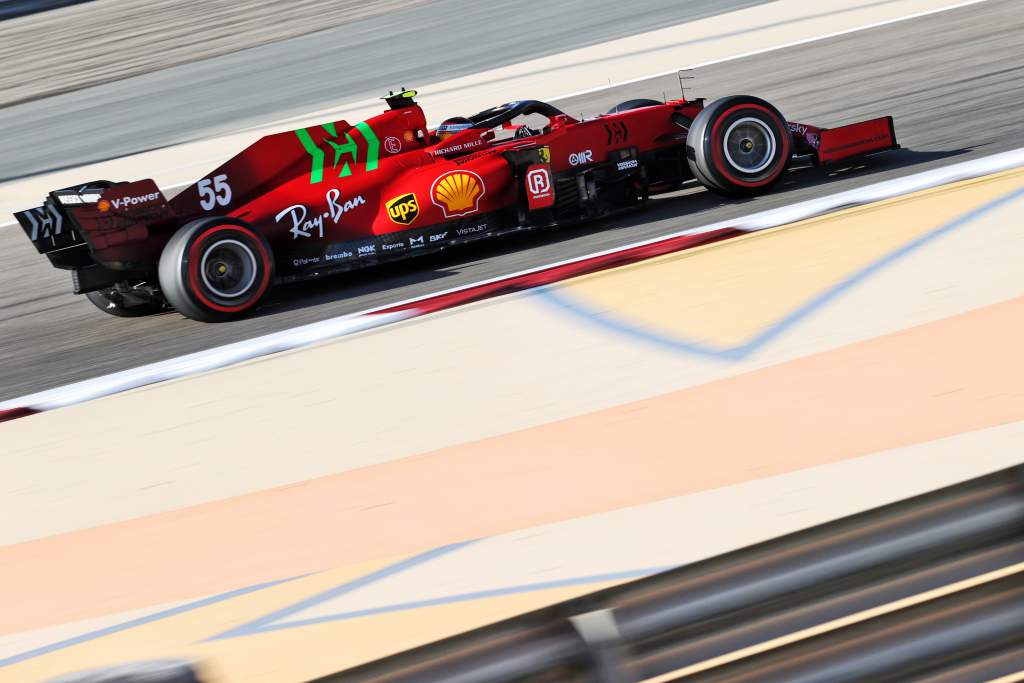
3,146 -> 1022,415
0,0 -> 990,224
0,312 -> 413,413
252,0 -> 991,131
550,0 -> 990,103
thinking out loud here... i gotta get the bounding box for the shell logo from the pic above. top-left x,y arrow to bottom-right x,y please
431,170 -> 485,218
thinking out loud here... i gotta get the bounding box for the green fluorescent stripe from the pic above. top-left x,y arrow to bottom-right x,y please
295,128 -> 324,184
325,133 -> 358,178
355,122 -> 380,172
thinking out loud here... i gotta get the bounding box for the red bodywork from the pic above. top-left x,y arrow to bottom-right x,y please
16,93 -> 898,291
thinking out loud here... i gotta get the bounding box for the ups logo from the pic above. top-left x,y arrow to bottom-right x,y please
386,193 -> 420,225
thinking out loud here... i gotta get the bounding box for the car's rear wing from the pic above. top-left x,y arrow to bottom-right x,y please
14,179 -> 177,271
13,186 -> 102,256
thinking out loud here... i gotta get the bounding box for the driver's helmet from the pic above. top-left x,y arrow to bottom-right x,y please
514,125 -> 540,139
436,116 -> 474,141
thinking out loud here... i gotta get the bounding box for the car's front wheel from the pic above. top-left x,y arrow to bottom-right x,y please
686,95 -> 791,197
158,217 -> 274,322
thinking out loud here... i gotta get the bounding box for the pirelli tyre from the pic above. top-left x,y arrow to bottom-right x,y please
686,95 -> 792,197
158,217 -> 273,322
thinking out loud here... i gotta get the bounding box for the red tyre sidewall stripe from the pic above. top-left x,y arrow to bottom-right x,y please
186,225 -> 272,314
709,103 -> 791,188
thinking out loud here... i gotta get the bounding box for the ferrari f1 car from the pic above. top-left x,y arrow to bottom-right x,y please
15,89 -> 897,321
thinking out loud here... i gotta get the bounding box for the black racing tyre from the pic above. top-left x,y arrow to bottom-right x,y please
158,217 -> 274,323
85,286 -> 164,318
686,95 -> 792,197
606,98 -> 662,114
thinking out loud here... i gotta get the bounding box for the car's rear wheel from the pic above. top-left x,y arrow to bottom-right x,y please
686,95 -> 791,197
606,98 -> 662,114
85,284 -> 165,317
158,217 -> 273,322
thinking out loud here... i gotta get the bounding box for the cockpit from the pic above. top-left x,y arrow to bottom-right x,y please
436,100 -> 573,145
469,100 -> 568,133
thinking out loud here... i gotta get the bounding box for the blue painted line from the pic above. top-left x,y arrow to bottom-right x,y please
538,186 -> 1024,362
216,565 -> 676,636
0,574 -> 303,669
538,287 -> 740,360
207,539 -> 477,641
10,188 -> 1021,664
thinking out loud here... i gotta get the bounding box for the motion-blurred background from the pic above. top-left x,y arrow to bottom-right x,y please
1,1 -> 1023,681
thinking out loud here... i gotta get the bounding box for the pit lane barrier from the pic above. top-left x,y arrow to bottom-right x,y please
3,146 -> 1024,424
45,464 -> 1024,682
311,464 -> 1024,683
45,660 -> 201,683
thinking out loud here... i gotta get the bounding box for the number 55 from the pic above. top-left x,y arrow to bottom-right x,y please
198,174 -> 232,210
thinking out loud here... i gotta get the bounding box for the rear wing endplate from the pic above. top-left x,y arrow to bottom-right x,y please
14,200 -> 81,255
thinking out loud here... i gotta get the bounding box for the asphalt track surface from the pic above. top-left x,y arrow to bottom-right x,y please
0,0 -> 766,181
1,0 -> 1022,401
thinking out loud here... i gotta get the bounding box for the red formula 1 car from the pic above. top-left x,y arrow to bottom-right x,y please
15,89 -> 897,321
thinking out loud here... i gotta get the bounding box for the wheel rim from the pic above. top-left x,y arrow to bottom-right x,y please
199,239 -> 257,299
723,116 -> 776,174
